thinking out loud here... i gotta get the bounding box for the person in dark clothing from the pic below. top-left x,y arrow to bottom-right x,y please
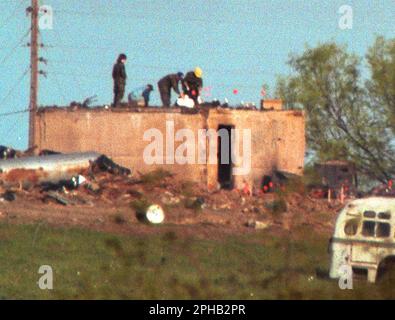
157,72 -> 184,107
182,67 -> 203,106
142,84 -> 154,107
112,53 -> 127,107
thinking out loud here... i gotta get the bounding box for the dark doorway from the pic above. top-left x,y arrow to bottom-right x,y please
217,125 -> 234,189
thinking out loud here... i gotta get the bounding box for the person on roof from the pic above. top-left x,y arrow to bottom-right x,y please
182,67 -> 203,106
157,72 -> 184,107
142,84 -> 154,107
112,53 -> 127,108
127,84 -> 154,107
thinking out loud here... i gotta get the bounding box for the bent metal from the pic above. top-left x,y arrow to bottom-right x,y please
143,120 -> 252,176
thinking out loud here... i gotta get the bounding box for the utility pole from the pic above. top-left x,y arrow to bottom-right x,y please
28,0 -> 39,149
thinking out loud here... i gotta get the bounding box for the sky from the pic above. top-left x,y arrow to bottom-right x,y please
0,0 -> 394,150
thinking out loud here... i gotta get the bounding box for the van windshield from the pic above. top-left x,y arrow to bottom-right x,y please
354,210 -> 392,238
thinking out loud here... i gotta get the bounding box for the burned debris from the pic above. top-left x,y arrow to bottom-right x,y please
311,161 -> 358,201
0,147 -> 340,233
92,155 -> 131,176
0,146 -> 18,160
0,190 -> 16,202
0,151 -> 133,208
0,152 -> 132,186
0,152 -> 103,187
369,180 -> 395,197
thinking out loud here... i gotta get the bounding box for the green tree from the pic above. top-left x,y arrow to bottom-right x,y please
366,37 -> 395,131
276,38 -> 395,185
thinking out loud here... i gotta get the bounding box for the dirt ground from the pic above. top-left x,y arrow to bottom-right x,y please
0,171 -> 343,240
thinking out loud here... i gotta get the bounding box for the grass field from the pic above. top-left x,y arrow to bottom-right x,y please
0,222 -> 394,299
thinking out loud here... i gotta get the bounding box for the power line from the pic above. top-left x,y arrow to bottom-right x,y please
33,4 -> 286,108
0,107 -> 29,144
46,60 -> 282,75
45,71 -> 265,90
37,44 -> 291,59
36,44 -> 119,50
53,9 -> 232,24
0,1 -> 29,146
40,27 -> 88,102
0,0 -> 26,32
0,108 -> 29,117
0,28 -> 30,65
0,67 -> 29,106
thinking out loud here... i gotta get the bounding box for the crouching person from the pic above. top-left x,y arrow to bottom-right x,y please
158,72 -> 184,107
182,67 -> 203,107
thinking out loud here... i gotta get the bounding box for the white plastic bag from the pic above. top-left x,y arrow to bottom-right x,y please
176,95 -> 195,108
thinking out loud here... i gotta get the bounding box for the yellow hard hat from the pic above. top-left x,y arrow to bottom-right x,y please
194,67 -> 203,78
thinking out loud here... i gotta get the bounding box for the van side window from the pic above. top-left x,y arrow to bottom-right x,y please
377,223 -> 391,238
364,211 -> 376,218
378,212 -> 391,220
362,221 -> 376,237
344,219 -> 359,236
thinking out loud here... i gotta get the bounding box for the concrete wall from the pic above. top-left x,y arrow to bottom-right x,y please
261,99 -> 283,111
34,107 -> 305,190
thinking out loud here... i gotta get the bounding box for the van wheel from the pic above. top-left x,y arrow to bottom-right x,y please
377,256 -> 395,283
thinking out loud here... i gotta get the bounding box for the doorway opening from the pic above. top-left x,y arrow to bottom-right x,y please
217,125 -> 234,190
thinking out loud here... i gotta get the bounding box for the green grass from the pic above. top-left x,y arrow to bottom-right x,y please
0,222 -> 394,299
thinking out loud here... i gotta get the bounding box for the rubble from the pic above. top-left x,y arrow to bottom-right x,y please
45,191 -> 70,206
0,149 -> 340,234
0,152 -> 131,187
184,197 -> 205,210
161,192 -> 181,206
0,191 -> 16,202
247,220 -> 272,230
39,150 -> 62,156
0,151 -> 133,207
92,155 -> 131,176
0,146 -> 17,160
369,183 -> 395,197
0,152 -> 101,186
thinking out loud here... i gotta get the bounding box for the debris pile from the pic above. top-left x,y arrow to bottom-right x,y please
0,148 -> 341,233
369,182 -> 395,197
0,151 -> 132,206
0,145 -> 17,160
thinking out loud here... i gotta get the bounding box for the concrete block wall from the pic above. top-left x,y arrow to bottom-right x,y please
34,107 -> 305,190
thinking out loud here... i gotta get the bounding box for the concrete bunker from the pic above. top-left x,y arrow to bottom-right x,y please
33,104 -> 306,191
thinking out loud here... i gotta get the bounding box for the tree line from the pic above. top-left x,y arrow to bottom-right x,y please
276,36 -> 395,187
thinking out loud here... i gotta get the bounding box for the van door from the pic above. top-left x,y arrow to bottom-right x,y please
351,241 -> 378,264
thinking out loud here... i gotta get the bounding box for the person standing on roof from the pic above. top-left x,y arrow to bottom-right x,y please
112,53 -> 127,108
157,72 -> 184,107
182,67 -> 203,106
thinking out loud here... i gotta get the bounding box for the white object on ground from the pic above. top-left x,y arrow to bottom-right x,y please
146,204 -> 165,224
77,175 -> 87,185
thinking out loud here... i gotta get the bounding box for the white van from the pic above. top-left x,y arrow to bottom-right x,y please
329,197 -> 395,283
